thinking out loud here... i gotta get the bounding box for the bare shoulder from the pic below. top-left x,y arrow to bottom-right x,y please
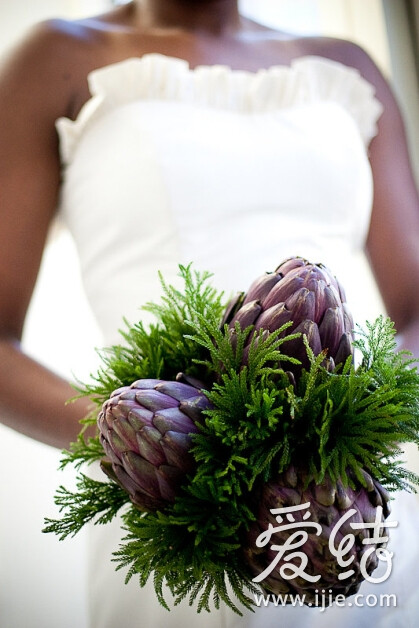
252,28 -> 393,105
1,18 -> 98,79
298,36 -> 393,105
0,15 -> 122,121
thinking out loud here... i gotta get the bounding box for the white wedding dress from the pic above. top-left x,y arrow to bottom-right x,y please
56,54 -> 419,627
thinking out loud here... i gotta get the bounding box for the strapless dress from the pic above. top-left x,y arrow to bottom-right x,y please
56,53 -> 418,627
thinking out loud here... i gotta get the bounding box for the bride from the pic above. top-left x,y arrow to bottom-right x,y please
1,1 -> 419,626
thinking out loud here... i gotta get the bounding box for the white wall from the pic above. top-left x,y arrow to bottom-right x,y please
0,0 -> 108,53
382,0 -> 419,185
240,0 -> 391,74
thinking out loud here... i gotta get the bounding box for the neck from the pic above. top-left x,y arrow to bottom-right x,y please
134,0 -> 242,35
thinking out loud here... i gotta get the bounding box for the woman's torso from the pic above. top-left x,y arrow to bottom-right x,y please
57,51 -> 382,343
52,10 -> 418,628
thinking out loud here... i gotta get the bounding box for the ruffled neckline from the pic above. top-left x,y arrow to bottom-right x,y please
56,53 -> 383,164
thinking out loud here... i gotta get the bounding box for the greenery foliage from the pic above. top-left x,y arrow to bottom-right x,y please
44,264 -> 419,614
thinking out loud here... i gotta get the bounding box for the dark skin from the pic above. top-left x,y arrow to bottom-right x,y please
1,0 -> 419,449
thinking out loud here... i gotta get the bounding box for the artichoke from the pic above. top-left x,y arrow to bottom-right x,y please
97,378 -> 211,511
223,256 -> 354,373
243,465 -> 391,605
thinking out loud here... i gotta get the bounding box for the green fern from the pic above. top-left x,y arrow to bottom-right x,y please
43,474 -> 128,540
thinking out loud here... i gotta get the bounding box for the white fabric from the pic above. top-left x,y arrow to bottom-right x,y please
56,53 -> 383,341
56,53 -> 419,627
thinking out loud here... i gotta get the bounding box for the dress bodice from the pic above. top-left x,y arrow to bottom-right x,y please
56,53 -> 383,344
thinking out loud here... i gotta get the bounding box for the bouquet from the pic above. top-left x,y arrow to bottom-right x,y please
44,258 -> 419,613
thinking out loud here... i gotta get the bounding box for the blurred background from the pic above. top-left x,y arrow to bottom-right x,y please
0,1 -> 418,627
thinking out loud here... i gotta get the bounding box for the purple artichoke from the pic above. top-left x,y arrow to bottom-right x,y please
223,257 -> 354,373
243,465 -> 391,605
97,378 -> 211,511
